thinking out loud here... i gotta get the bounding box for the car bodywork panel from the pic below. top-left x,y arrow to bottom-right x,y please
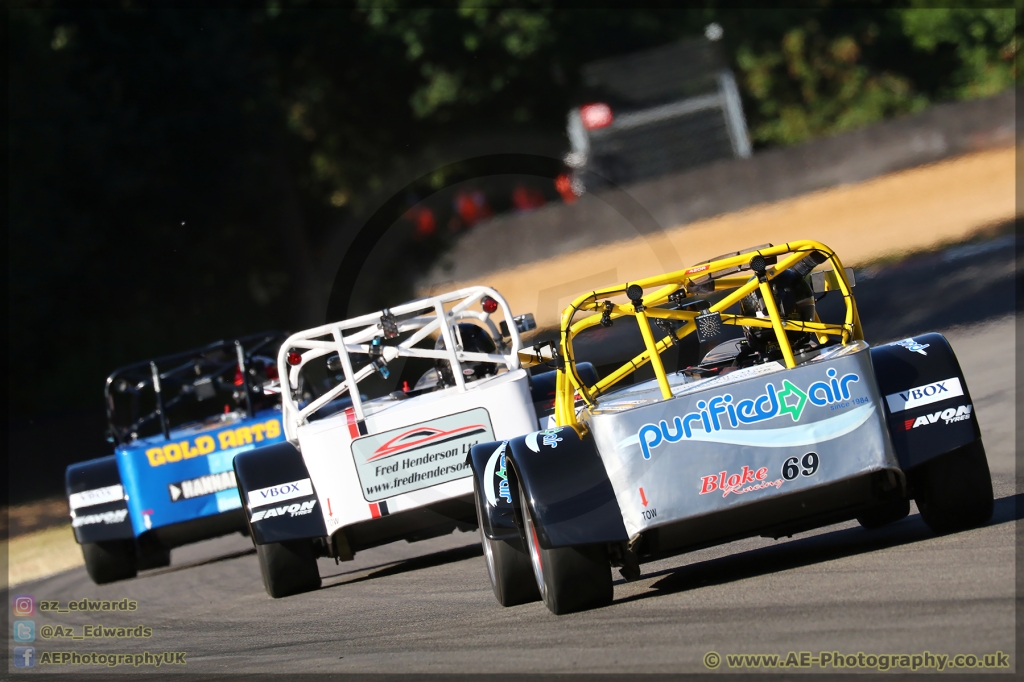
298,371 -> 535,541
869,332 -> 981,471
233,440 -> 327,545
66,456 -> 134,544
117,409 -> 285,537
585,342 -> 896,539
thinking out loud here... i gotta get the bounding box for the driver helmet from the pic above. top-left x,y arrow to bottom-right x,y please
435,323 -> 499,387
739,268 -> 817,353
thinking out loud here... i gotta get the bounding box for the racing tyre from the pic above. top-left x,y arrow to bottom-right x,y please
137,545 -> 172,570
857,497 -> 910,530
913,440 -> 994,535
256,540 -> 321,598
520,485 -> 612,615
82,540 -> 138,584
474,484 -> 540,607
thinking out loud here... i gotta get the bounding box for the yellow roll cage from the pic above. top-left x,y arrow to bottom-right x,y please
551,240 -> 862,429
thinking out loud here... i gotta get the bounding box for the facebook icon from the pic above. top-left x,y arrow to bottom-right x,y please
13,646 -> 35,668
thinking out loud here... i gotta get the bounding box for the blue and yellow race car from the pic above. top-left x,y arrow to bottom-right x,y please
65,332 -> 289,584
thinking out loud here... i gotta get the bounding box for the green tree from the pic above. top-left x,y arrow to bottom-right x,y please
898,5 -> 1020,100
727,5 -> 1018,145
9,3 -> 1020,417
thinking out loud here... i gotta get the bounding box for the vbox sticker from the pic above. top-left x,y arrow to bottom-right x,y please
68,485 -> 125,510
247,478 -> 314,509
885,377 -> 963,413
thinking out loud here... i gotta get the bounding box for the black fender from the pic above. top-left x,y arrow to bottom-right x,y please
65,456 -> 134,544
233,441 -> 327,545
468,440 -> 520,542
529,363 -> 598,404
506,427 -> 627,549
870,333 -> 982,471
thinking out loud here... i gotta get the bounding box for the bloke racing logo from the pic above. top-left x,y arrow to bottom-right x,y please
638,370 -> 860,460
699,466 -> 782,497
698,453 -> 820,499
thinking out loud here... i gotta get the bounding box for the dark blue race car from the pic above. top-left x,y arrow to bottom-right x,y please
65,332 -> 289,584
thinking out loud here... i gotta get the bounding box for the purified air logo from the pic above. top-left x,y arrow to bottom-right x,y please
524,427 -> 566,453
495,450 -> 511,503
542,432 -> 563,448
482,442 -> 513,506
638,370 -> 860,460
891,338 -> 930,355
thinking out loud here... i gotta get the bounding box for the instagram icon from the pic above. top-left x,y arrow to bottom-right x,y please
12,595 -> 35,617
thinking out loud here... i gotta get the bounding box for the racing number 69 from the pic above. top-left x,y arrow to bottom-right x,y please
782,452 -> 819,480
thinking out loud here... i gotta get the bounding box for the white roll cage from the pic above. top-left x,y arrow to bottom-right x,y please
278,286 -> 524,441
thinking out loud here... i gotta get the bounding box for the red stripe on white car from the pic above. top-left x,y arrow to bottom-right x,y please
345,408 -> 359,439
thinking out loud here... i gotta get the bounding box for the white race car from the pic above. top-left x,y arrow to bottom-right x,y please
233,287 -> 549,597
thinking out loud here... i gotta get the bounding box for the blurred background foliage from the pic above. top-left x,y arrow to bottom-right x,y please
9,1 -> 1020,415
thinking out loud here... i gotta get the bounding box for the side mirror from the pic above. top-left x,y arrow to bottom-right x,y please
500,313 -> 537,337
810,268 -> 856,294
326,354 -> 341,372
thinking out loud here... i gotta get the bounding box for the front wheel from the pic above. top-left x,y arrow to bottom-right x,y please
913,440 -> 994,535
82,540 -> 138,584
474,484 -> 540,607
256,540 -> 321,598
520,485 -> 612,615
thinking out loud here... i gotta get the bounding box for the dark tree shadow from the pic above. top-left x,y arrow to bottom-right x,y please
319,542 -> 483,589
138,546 -> 257,579
614,493 -> 1021,604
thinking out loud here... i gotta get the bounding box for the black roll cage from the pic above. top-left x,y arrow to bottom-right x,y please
103,331 -> 289,446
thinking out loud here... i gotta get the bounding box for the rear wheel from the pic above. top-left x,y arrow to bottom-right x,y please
520,485 -> 612,615
136,534 -> 171,570
82,540 -> 138,584
913,440 -> 994,534
474,484 -> 540,606
857,497 -> 910,530
137,546 -> 172,570
256,540 -> 321,598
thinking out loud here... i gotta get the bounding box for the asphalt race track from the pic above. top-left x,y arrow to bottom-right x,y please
7,237 -> 1018,676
